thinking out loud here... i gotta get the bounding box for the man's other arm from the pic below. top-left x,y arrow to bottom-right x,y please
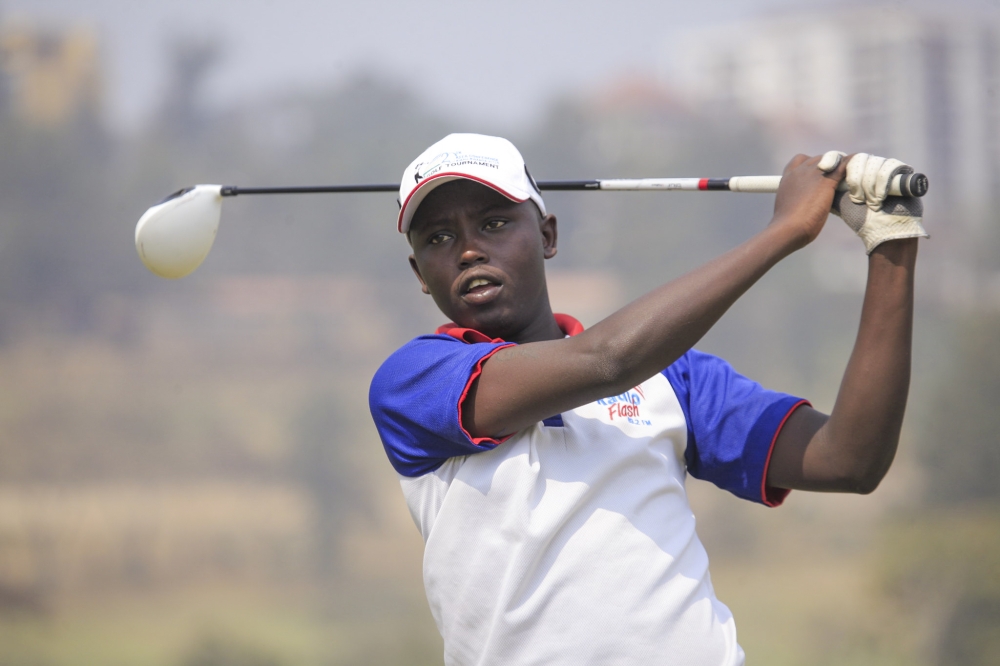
766,238 -> 918,493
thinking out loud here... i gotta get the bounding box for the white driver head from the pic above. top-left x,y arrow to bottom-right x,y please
135,184 -> 222,279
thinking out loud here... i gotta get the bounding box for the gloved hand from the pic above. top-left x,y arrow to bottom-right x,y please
818,151 -> 929,254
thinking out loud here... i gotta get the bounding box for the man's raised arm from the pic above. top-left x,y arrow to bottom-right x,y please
766,151 -> 928,494
766,238 -> 918,494
466,154 -> 846,438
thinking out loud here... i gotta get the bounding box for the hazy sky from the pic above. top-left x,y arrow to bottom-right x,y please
4,0 -> 834,132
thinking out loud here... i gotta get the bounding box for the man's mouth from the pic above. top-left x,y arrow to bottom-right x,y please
466,278 -> 494,293
461,276 -> 503,304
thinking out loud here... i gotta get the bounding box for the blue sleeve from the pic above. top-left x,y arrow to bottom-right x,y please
369,335 -> 515,477
661,349 -> 808,506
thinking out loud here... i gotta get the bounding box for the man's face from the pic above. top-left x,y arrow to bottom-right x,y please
407,179 -> 558,341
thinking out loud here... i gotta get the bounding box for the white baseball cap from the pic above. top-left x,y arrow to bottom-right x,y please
397,133 -> 547,234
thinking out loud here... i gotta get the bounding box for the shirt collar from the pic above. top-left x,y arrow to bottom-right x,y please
436,313 -> 584,343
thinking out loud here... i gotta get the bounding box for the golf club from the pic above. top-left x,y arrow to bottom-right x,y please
135,172 -> 928,279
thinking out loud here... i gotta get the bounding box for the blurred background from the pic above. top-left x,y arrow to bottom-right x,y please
0,0 -> 998,664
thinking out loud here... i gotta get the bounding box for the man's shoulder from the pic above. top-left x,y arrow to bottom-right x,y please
368,333 -> 515,477
660,348 -> 723,376
370,333 -> 511,397
371,334 -> 463,385
385,333 -> 465,358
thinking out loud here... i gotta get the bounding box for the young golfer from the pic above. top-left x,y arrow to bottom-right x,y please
369,134 -> 927,665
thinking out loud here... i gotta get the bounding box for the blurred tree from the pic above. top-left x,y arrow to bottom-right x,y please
289,393 -> 370,579
181,634 -> 282,666
938,596 -> 1000,666
879,510 -> 1000,666
877,215 -> 1000,665
918,320 -> 1000,503
194,74 -> 449,280
523,90 -> 776,288
0,49 -> 9,120
0,115 -> 116,335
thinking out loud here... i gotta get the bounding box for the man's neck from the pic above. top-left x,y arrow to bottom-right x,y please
507,308 -> 565,344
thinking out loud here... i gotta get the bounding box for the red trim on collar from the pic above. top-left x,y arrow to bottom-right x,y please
436,313 -> 584,343
554,313 -> 584,337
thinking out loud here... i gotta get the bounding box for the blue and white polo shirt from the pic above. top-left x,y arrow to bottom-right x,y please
369,314 -> 807,666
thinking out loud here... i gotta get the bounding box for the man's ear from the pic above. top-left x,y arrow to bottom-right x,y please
540,214 -> 558,260
408,255 -> 431,294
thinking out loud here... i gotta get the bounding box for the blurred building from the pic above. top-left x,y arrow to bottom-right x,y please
156,36 -> 221,141
0,23 -> 103,128
670,6 -> 1000,225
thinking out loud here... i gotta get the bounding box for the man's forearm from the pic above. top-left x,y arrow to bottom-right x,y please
769,238 -> 917,493
825,239 -> 917,490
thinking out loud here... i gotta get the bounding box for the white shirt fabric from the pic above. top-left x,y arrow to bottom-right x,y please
399,372 -> 742,666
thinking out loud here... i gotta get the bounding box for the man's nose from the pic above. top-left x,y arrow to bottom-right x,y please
458,240 -> 488,268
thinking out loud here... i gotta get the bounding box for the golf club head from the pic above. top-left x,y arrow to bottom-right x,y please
135,184 -> 222,279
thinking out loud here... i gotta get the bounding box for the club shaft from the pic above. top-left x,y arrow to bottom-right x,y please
220,173 -> 927,198
221,184 -> 397,195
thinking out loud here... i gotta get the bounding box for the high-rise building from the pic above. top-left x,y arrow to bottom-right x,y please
669,6 -> 1000,228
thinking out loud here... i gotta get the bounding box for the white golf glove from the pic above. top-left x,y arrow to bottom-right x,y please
819,151 -> 928,254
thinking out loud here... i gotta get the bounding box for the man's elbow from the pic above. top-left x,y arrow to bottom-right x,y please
839,454 -> 894,495
577,335 -> 635,395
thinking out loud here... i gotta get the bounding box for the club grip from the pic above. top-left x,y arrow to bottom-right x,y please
835,172 -> 928,197
728,176 -> 782,193
728,173 -> 928,197
890,172 -> 929,197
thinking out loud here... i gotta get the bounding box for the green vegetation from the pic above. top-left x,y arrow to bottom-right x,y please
919,314 -> 1000,505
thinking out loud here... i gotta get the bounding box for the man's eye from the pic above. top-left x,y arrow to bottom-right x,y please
484,219 -> 507,230
428,232 -> 453,245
